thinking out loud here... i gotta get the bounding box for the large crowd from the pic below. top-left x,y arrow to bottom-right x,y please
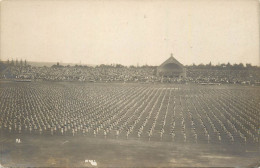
1,63 -> 156,82
0,82 -> 259,145
0,61 -> 260,84
186,68 -> 260,84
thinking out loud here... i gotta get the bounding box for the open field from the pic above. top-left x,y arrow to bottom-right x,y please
0,132 -> 259,167
0,81 -> 259,167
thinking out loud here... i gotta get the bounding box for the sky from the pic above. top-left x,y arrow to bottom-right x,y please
0,0 -> 259,66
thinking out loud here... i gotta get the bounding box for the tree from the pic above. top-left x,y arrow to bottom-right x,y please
20,59 -> 23,66
220,63 -> 226,68
238,63 -> 244,68
11,59 -> 14,66
116,64 -> 124,68
198,63 -> 205,69
227,62 -> 231,68
206,62 -> 212,68
246,63 -> 252,69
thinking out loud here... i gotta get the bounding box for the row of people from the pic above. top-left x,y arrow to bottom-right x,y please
0,83 -> 259,144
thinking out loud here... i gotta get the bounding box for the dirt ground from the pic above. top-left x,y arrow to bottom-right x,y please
0,131 -> 259,167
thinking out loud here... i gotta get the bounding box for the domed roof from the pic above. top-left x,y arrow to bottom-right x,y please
158,54 -> 184,69
157,54 -> 186,78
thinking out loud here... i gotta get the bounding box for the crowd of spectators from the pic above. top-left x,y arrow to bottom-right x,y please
185,64 -> 260,85
0,60 -> 260,85
0,61 -> 157,82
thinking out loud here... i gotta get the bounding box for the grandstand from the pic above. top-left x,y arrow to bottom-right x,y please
0,59 -> 259,167
1,58 -> 260,84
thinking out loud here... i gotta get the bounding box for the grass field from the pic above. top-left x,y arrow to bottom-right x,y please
0,81 -> 259,167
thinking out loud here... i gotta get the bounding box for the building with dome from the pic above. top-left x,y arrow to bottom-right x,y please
157,54 -> 186,78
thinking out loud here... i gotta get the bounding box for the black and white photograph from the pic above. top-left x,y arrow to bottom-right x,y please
0,0 -> 260,167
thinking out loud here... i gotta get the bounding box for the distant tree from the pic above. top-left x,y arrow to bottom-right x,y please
238,63 -> 244,68
16,59 -> 19,66
220,63 -> 226,68
11,59 -> 14,66
206,62 -> 212,68
116,64 -> 124,68
226,62 -> 232,68
20,59 -> 23,66
198,63 -> 205,69
52,62 -> 63,68
246,63 -> 252,68
232,63 -> 244,70
232,63 -> 239,69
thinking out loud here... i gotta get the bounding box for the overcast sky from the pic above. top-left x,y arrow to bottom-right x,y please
0,0 -> 259,66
